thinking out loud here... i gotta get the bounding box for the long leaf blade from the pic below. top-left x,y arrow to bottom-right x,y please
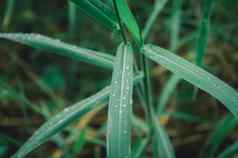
114,0 -> 142,44
71,0 -> 118,30
0,33 -> 114,69
107,43 -> 134,158
12,86 -> 111,158
142,44 -> 238,117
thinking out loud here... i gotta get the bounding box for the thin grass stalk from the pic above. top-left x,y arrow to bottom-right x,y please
68,0 -> 78,37
143,0 -> 168,40
157,0 -> 182,116
2,0 -> 16,30
111,0 -> 128,43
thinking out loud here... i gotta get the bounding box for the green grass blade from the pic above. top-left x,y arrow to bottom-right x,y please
2,0 -> 16,29
143,0 -> 168,40
12,86 -> 110,158
217,141 -> 238,158
169,0 -> 182,51
194,0 -> 215,99
153,120 -> 175,158
202,114 -> 238,158
196,0 -> 215,66
132,138 -> 148,158
142,44 -> 238,118
107,43 -> 134,158
11,72 -> 144,158
157,75 -> 180,115
0,33 -> 114,69
68,0 -> 78,36
114,0 -> 142,44
71,0 -> 119,30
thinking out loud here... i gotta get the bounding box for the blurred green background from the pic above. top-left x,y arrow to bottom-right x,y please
0,0 -> 238,157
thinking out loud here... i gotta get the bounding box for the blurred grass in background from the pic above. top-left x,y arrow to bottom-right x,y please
0,0 -> 238,157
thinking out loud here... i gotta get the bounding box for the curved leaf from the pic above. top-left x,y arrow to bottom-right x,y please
142,44 -> 238,118
0,33 -> 114,69
107,43 -> 134,158
12,86 -> 110,158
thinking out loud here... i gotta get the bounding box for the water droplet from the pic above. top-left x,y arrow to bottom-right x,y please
213,83 -> 218,88
64,108 -> 71,112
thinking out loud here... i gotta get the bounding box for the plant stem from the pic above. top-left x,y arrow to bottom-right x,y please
111,0 -> 127,43
141,55 -> 154,125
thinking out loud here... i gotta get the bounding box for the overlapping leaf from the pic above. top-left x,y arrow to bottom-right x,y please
107,43 -> 134,158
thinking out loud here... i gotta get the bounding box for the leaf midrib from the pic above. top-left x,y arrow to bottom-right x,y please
118,44 -> 128,156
